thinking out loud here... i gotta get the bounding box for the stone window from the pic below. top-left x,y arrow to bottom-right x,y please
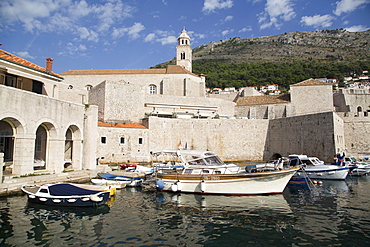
101,136 -> 106,144
86,85 -> 93,91
138,137 -> 143,144
181,52 -> 185,59
68,85 -> 73,89
120,137 -> 125,144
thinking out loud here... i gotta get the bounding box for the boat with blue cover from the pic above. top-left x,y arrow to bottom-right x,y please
21,183 -> 110,207
96,172 -> 144,187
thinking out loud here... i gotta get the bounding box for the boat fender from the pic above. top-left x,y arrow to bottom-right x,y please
200,180 -> 206,193
176,181 -> 182,191
156,179 -> 165,190
171,183 -> 178,192
89,195 -> 103,202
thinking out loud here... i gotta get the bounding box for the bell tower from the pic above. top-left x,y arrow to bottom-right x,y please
176,28 -> 192,72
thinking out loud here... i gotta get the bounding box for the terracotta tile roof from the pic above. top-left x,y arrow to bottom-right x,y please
236,94 -> 290,106
291,78 -> 331,86
60,65 -> 199,76
0,49 -> 63,79
166,65 -> 198,76
98,121 -> 148,129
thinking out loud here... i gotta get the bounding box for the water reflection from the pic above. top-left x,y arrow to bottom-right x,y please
0,178 -> 369,246
24,202 -> 110,221
285,178 -> 370,246
156,192 -> 292,214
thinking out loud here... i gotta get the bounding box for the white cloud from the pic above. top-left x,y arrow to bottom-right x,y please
15,51 -> 35,59
77,27 -> 99,41
93,0 -> 134,32
300,14 -> 335,28
112,23 -> 145,40
202,0 -> 233,13
221,29 -> 234,37
345,25 -> 369,32
239,26 -> 252,32
144,30 -> 179,45
157,36 -> 177,45
334,0 -> 370,16
258,0 -> 296,30
0,0 -> 135,41
127,22 -> 145,39
144,33 -> 156,42
59,42 -> 88,56
224,15 -> 233,22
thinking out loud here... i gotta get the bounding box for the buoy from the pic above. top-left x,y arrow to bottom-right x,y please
318,181 -> 323,185
156,179 -> 165,190
200,180 -> 206,193
313,180 -> 317,184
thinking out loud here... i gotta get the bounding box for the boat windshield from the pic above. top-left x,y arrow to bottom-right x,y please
187,155 -> 224,166
204,156 -> 224,166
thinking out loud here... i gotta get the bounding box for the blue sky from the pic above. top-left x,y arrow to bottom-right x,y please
1,0 -> 369,73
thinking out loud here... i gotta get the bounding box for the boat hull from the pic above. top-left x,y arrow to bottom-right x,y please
91,179 -> 127,189
156,167 -> 298,195
302,167 -> 349,180
21,185 -> 110,207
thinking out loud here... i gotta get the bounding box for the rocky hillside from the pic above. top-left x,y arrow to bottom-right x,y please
192,29 -> 370,64
154,29 -> 370,89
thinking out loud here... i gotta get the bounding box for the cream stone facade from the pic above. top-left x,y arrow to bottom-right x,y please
1,29 -> 369,176
0,49 -> 98,175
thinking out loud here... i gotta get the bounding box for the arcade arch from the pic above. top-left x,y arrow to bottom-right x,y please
64,125 -> 82,170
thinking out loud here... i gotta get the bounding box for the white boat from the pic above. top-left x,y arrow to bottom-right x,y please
341,156 -> 370,176
96,171 -> 145,187
153,149 -> 299,195
288,154 -> 349,180
90,179 -> 127,189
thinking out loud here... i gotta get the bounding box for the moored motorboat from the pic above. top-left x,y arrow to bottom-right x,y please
21,183 -> 110,207
90,178 -> 127,189
97,172 -> 144,187
153,149 -> 299,195
288,154 -> 349,180
341,156 -> 370,176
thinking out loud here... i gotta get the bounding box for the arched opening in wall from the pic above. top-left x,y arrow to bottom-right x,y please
181,52 -> 185,59
271,153 -> 282,160
85,84 -> 93,91
356,106 -> 362,117
64,128 -> 73,169
64,125 -> 82,170
0,120 -> 14,173
34,125 -> 47,170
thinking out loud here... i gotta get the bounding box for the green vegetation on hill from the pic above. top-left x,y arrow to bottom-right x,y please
193,60 -> 370,90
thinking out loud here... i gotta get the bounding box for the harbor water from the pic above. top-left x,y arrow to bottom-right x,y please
1,176 -> 370,246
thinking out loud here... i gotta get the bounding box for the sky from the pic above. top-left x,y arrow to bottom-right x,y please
0,0 -> 369,74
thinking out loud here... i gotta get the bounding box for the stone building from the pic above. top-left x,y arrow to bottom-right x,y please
0,49 -> 98,175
